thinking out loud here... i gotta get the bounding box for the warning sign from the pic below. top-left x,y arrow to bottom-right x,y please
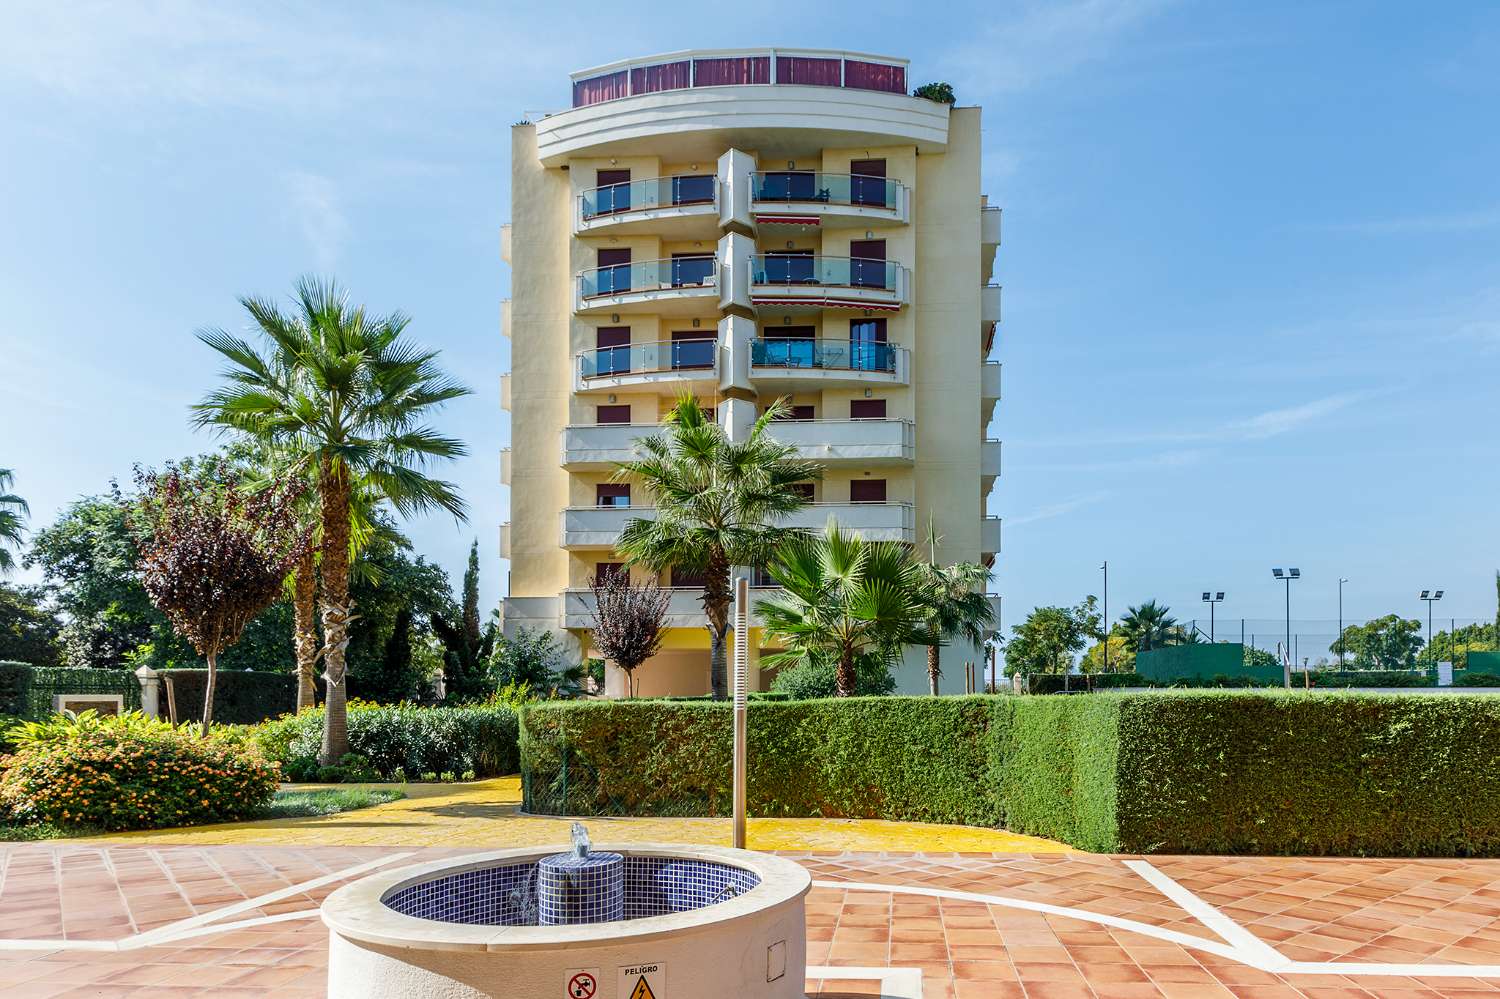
563,968 -> 599,998
618,962 -> 666,999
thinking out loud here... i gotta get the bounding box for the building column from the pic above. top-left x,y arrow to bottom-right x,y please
134,665 -> 160,718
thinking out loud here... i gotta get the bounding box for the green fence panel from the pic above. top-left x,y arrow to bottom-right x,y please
1135,643 -> 1281,684
1467,651 -> 1500,675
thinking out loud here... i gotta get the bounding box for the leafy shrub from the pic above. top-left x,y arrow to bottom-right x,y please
522,691 -> 1500,856
0,711 -> 278,831
1304,669 -> 1433,688
770,657 -> 896,699
0,662 -> 140,719
1458,672 -> 1500,687
913,82 -> 956,104
252,701 -> 518,781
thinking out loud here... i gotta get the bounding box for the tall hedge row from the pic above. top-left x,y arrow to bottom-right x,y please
520,691 -> 1500,856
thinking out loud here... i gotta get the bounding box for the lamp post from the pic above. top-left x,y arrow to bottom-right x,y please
1201,591 -> 1224,642
1337,578 -> 1348,668
1100,561 -> 1109,672
1272,568 -> 1300,684
1419,589 -> 1444,665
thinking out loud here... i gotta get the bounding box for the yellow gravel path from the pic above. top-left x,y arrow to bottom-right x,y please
93,777 -> 1070,853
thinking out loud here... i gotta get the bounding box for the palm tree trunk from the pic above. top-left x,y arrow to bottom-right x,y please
704,547 -> 731,700
200,650 -> 217,739
926,634 -> 941,696
835,649 -> 856,698
318,461 -> 353,765
292,550 -> 318,712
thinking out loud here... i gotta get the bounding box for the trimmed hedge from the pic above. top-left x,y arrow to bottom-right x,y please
520,691 -> 1500,856
252,701 -> 519,781
163,669 -> 368,726
0,662 -> 140,719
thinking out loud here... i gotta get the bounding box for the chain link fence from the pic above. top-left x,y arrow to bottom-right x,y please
1181,617 -> 1494,669
522,743 -> 727,818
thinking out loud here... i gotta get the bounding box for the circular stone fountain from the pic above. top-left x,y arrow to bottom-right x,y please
321,834 -> 811,999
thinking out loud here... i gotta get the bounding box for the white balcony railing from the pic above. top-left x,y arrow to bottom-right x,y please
765,419 -> 914,463
562,502 -> 915,547
981,439 -> 1002,478
561,424 -> 656,468
981,516 -> 1002,554
562,586 -> 781,629
782,502 -> 915,542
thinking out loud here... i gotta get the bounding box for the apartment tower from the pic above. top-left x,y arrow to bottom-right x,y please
500,49 -> 1002,696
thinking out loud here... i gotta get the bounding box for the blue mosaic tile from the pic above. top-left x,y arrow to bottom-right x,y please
537,851 -> 624,925
381,855 -> 762,927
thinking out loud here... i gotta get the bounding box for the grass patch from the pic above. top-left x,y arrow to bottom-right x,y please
0,785 -> 406,840
259,786 -> 405,819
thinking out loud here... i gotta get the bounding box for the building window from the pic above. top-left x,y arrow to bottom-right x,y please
670,565 -> 708,588
596,483 -> 630,507
670,330 -> 714,370
595,325 -> 630,376
850,479 -> 887,504
850,318 -> 888,371
669,253 -> 715,288
848,240 -> 887,289
593,562 -> 627,583
790,482 -> 815,502
672,174 -> 714,205
596,404 -> 631,425
850,399 -> 886,420
773,404 -> 815,421
594,247 -> 632,296
593,169 -> 631,216
848,159 -> 887,207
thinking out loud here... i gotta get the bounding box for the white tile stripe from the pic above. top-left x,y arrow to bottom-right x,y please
1123,859 -> 1288,968
820,867 -> 1500,980
806,965 -> 922,999
0,850 -> 415,952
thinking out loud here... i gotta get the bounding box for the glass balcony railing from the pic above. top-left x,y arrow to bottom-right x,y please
750,171 -> 901,210
750,254 -> 897,290
579,256 -> 717,298
580,339 -> 717,378
750,338 -> 896,373
580,175 -> 717,221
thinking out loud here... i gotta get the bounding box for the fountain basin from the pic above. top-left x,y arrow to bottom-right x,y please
321,843 -> 811,999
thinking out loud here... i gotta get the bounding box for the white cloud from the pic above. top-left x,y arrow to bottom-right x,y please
283,171 -> 348,271
1228,393 -> 1366,440
1302,207 -> 1500,236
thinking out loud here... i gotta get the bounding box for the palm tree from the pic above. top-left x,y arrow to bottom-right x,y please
614,396 -> 819,699
913,519 -> 995,695
757,520 -> 930,697
194,277 -> 469,763
1119,599 -> 1180,652
0,469 -> 26,575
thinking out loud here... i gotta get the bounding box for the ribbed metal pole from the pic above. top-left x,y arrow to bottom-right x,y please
733,576 -> 749,850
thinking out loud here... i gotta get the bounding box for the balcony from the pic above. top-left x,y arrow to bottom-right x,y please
574,339 -> 719,393
575,256 -> 718,316
750,171 -> 909,228
981,361 -> 1002,401
561,505 -> 650,550
765,418 -> 914,465
561,502 -> 915,549
782,502 -> 915,543
982,284 -> 1002,324
749,338 -> 909,388
749,254 -> 908,312
981,516 -> 1002,556
981,439 -> 1002,478
562,586 -> 782,630
560,424 -> 656,469
575,175 -> 720,237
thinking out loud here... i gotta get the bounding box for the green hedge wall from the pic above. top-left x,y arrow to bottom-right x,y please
0,662 -> 141,719
520,691 -> 1500,856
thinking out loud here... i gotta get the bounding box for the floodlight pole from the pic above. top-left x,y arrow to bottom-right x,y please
1100,561 -> 1109,672
732,575 -> 749,850
1338,578 -> 1348,668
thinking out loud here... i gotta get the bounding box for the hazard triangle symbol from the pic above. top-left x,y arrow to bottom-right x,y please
627,976 -> 656,999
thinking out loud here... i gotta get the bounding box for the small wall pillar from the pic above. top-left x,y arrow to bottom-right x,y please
134,665 -> 161,718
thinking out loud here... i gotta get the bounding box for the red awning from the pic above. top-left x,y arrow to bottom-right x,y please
754,214 -> 820,226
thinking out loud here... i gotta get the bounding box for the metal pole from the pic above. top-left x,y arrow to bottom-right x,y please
1338,579 -> 1344,668
1101,561 -> 1108,672
1210,601 -> 1216,642
732,576 -> 749,850
1285,578 -> 1292,688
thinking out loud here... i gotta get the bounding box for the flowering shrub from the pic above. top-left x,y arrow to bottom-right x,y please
0,711 -> 279,831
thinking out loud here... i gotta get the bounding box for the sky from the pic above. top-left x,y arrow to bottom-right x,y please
2,0 -> 1498,637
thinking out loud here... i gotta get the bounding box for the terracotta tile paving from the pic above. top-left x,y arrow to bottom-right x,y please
2,844 -> 1500,997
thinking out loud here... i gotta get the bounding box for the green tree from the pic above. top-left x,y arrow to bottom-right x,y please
1082,632 -> 1135,674
0,469 -> 27,574
1002,596 -> 1100,677
769,652 -> 897,699
0,583 -> 61,666
1119,600 -> 1180,652
490,626 -> 567,692
194,277 -> 469,763
431,540 -> 497,701
1420,622 -> 1495,670
756,520 -> 930,697
615,397 -> 819,699
912,520 -> 995,695
1330,615 -> 1425,670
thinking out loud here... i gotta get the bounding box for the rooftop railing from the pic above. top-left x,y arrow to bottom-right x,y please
571,48 -> 908,108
